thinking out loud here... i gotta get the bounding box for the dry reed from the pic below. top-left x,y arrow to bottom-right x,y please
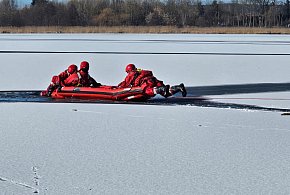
1,26 -> 290,34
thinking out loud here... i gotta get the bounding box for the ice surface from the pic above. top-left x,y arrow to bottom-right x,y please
0,34 -> 290,194
1,34 -> 290,89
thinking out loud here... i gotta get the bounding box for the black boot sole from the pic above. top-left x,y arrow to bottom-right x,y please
180,83 -> 187,97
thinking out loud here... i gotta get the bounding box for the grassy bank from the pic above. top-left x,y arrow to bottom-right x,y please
2,26 -> 290,34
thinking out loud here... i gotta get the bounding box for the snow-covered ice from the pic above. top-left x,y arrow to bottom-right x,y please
0,34 -> 290,194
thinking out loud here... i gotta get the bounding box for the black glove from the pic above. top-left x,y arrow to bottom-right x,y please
91,82 -> 102,88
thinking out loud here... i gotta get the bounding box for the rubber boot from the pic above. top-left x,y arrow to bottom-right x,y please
40,84 -> 55,97
47,84 -> 57,96
40,90 -> 48,97
154,85 -> 170,97
179,83 -> 187,97
169,83 -> 187,97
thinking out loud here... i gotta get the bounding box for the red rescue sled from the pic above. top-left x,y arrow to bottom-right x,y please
51,86 -> 150,101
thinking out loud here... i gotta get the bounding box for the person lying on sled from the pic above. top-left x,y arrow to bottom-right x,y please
41,64 -> 79,97
41,61 -> 102,97
77,61 -> 102,87
118,63 -> 186,98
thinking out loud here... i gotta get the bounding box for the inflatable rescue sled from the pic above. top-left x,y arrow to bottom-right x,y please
51,86 -> 149,101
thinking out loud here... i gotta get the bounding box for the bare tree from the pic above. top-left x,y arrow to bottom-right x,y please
0,0 -> 21,26
1,0 -> 290,28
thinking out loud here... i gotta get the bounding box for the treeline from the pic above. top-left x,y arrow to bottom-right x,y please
1,0 -> 290,27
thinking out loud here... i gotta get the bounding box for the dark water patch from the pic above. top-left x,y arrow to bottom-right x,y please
186,82 -> 290,96
0,90 -> 289,113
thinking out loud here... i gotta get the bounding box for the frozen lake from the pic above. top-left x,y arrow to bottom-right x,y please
0,34 -> 290,194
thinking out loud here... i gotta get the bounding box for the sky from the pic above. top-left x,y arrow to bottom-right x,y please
17,0 -> 66,7
17,0 -> 32,6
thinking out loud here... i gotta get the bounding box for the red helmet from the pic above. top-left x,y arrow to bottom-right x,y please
125,64 -> 136,73
67,64 -> 77,74
80,61 -> 89,72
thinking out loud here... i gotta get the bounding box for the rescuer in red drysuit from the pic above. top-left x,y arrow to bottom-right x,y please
118,63 -> 187,98
77,61 -> 102,87
40,64 -> 79,97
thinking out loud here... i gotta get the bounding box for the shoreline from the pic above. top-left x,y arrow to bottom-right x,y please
2,26 -> 290,34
